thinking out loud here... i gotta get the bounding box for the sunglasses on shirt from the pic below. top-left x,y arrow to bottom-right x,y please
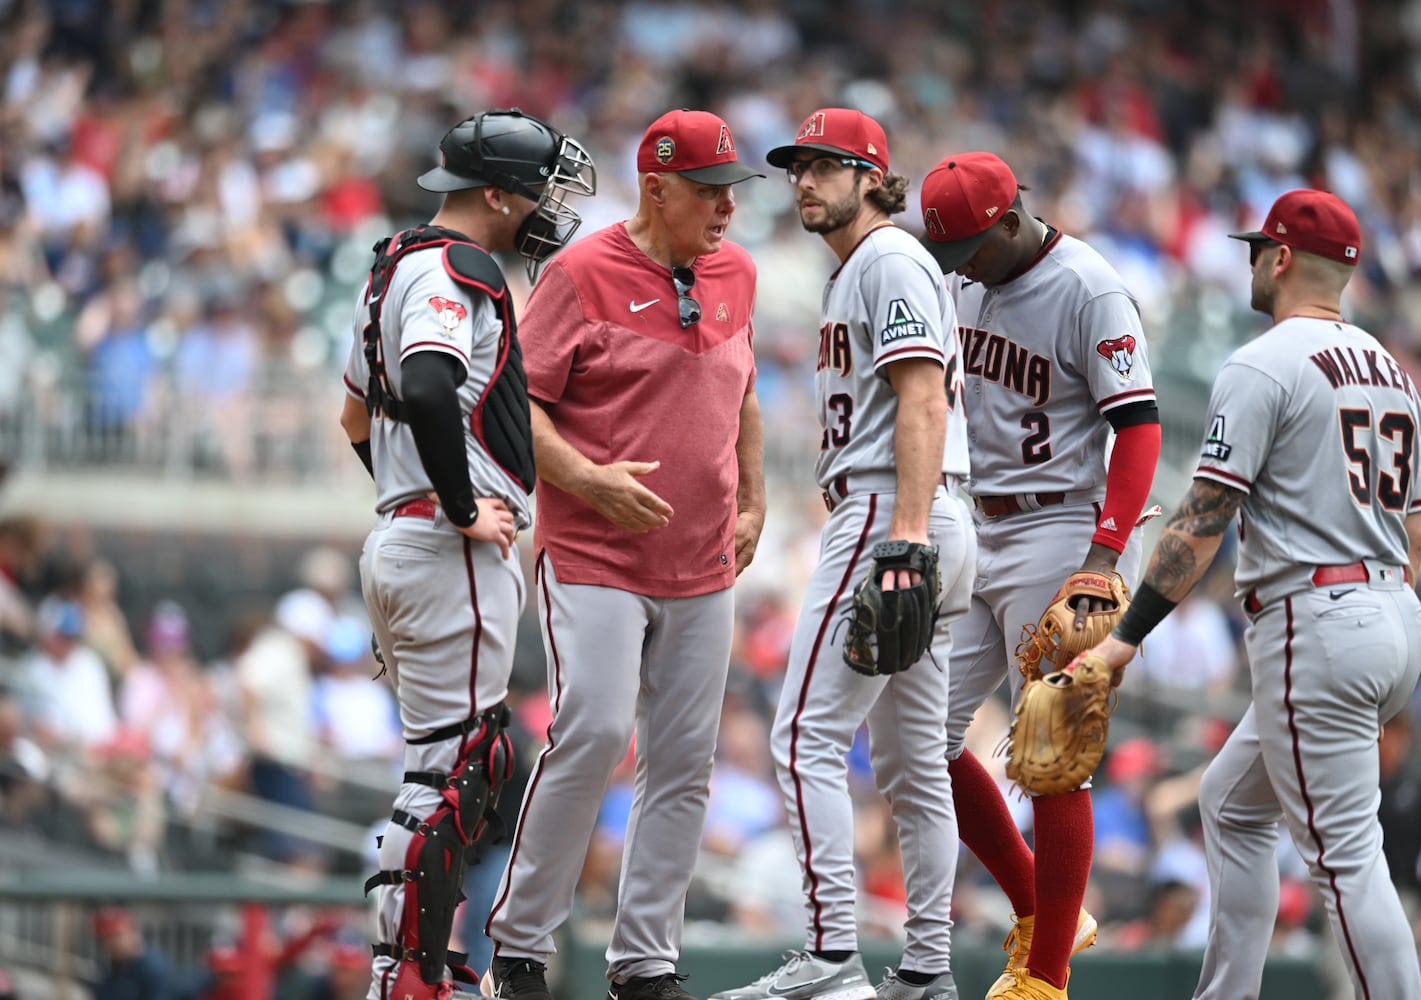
672,265 -> 701,329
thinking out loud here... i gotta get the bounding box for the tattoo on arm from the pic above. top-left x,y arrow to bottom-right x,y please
1148,479 -> 1246,597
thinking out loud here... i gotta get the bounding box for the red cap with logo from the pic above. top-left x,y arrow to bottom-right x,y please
636,109 -> 764,185
766,108 -> 890,172
918,152 -> 1020,273
1229,188 -> 1361,265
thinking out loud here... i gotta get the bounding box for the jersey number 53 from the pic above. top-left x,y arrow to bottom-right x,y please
1339,408 -> 1415,509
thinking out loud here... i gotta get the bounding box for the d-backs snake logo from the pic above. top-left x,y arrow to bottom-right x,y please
429,296 -> 467,340
1096,334 -> 1137,381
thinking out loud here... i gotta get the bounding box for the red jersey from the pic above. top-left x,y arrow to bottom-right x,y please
521,223 -> 757,597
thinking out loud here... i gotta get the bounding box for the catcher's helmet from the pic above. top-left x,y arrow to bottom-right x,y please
419,108 -> 597,281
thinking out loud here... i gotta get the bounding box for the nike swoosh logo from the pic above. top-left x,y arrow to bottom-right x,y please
629,299 -> 661,313
768,975 -> 834,996
1329,588 -> 1356,600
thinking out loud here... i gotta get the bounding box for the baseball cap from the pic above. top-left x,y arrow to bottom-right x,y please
275,588 -> 334,646
38,597 -> 84,639
1228,188 -> 1361,265
767,108 -> 890,172
636,109 -> 764,185
93,906 -> 135,937
918,152 -> 1021,273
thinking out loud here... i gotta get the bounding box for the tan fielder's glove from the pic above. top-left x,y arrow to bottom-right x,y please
1006,653 -> 1115,796
1014,570 -> 1131,682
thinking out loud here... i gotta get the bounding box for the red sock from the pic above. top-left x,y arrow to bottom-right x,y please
1028,789 -> 1094,990
949,750 -> 1035,916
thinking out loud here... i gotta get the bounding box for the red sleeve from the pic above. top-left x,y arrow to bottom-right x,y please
518,260 -> 585,405
1093,420 -> 1162,552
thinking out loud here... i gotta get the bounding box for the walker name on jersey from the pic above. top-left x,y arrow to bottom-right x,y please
1310,345 -> 1419,400
817,321 -> 852,376
958,325 -> 1050,406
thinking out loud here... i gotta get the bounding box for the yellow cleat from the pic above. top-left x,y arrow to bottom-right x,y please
985,968 -> 1069,999
984,909 -> 1095,999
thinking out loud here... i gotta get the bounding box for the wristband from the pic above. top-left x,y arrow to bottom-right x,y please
1111,582 -> 1177,646
443,486 -> 479,529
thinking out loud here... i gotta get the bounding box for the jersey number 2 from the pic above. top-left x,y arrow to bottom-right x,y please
1021,411 -> 1052,464
1339,408 -> 1414,510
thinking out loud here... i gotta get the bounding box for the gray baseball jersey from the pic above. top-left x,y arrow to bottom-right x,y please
1198,317 -> 1421,599
344,246 -> 531,529
770,223 -> 976,973
949,232 -> 1155,495
816,225 -> 969,485
945,230 -> 1154,756
1190,316 -> 1421,1000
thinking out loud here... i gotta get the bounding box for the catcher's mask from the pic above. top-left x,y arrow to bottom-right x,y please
418,108 -> 598,281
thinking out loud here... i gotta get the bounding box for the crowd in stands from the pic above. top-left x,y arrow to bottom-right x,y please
3,0 -> 1421,993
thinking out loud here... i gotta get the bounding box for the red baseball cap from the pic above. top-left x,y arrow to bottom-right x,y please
636,109 -> 763,185
1229,188 -> 1361,265
766,108 -> 890,172
919,152 -> 1020,273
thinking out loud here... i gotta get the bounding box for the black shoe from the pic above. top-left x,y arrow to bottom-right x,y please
608,973 -> 696,1000
487,957 -> 553,1000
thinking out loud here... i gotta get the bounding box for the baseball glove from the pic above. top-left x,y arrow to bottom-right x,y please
842,540 -> 941,677
1005,653 -> 1114,795
1015,570 -> 1131,683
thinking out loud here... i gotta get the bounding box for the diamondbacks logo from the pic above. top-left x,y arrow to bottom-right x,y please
716,302 -> 730,322
798,112 -> 826,140
655,136 -> 675,164
429,296 -> 467,338
1201,414 -> 1232,461
1095,334 -> 1137,381
880,298 -> 926,344
924,208 -> 946,238
716,125 -> 735,155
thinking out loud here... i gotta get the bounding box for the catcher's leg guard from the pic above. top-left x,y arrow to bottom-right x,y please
367,704 -> 514,997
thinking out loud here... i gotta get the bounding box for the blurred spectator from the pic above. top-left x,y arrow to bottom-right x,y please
22,597 -> 116,751
1379,710 -> 1421,919
234,590 -> 327,868
91,906 -> 182,1000
75,727 -> 165,873
1109,879 -> 1199,951
1270,876 -> 1319,958
304,939 -> 370,1000
702,701 -> 780,858
0,516 -> 44,654
1136,585 -> 1240,698
75,556 -> 138,679
0,692 -> 49,826
1093,737 -> 1166,877
311,615 -> 399,766
294,546 -> 360,619
122,600 -> 245,817
0,967 -> 16,1000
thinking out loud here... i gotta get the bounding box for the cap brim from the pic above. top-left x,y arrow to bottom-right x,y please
920,229 -> 993,274
676,161 -> 765,184
765,141 -> 859,168
1227,230 -> 1270,243
417,166 -> 490,193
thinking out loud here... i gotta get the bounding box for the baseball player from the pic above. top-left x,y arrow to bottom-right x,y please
339,108 -> 596,1000
711,108 -> 975,1000
918,152 -> 1162,1000
1079,189 -> 1421,1000
483,109 -> 765,1000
